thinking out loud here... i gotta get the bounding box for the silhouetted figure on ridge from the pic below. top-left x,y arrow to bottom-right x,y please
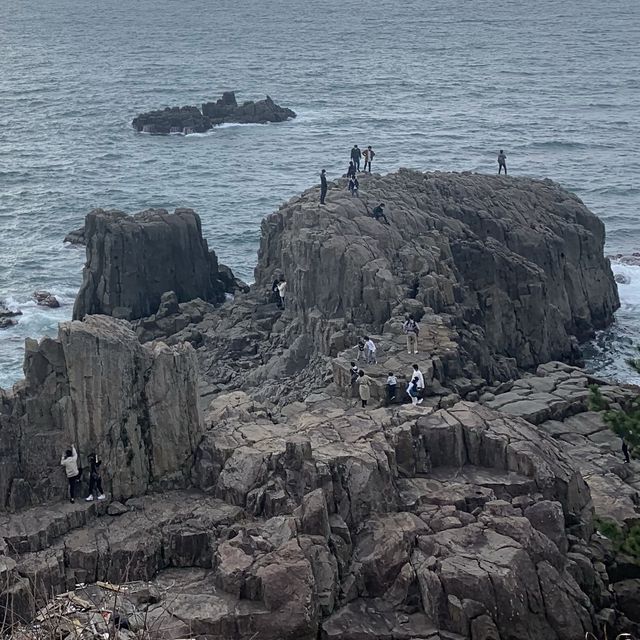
498,149 -> 507,175
320,169 -> 327,204
350,145 -> 362,171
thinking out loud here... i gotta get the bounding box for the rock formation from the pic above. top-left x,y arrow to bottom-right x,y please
255,170 -> 619,378
72,207 -> 243,321
131,91 -> 295,134
0,315 -> 202,512
3,171 -> 639,639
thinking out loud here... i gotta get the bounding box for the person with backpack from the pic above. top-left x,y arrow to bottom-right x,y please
85,453 -> 106,501
60,444 -> 80,503
403,314 -> 420,354
363,146 -> 376,172
350,145 -> 362,171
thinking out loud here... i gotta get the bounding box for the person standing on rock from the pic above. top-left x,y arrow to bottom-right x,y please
348,175 -> 359,197
622,439 -> 631,463
498,150 -> 507,175
364,336 -> 377,364
372,203 -> 390,225
320,169 -> 328,205
403,314 -> 420,354
277,279 -> 287,309
363,146 -> 375,173
85,453 -> 106,501
61,445 -> 80,504
357,369 -> 372,408
411,364 -> 425,404
347,161 -> 356,179
357,337 -> 366,362
350,145 -> 362,172
386,372 -> 397,405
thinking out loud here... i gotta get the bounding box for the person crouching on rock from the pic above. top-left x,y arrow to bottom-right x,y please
406,377 -> 420,406
372,203 -> 390,225
86,453 -> 106,501
357,369 -> 372,408
61,444 -> 80,503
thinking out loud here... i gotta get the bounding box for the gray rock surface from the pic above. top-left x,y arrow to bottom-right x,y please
72,208 -> 240,321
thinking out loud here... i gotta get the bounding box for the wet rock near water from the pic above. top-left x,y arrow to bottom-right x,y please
32,290 -> 60,308
0,303 -> 21,329
131,91 -> 296,134
63,226 -> 85,245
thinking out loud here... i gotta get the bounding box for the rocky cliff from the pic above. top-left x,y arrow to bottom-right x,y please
132,91 -> 295,134
0,315 -> 202,511
256,170 -> 619,379
72,208 -> 242,321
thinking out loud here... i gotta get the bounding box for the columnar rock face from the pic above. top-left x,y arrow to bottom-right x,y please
0,315 -> 202,511
73,208 -> 234,321
255,171 -> 619,377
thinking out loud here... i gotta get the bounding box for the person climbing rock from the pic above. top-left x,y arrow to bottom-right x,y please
622,439 -> 631,463
386,372 -> 397,405
357,336 -> 366,362
498,150 -> 507,175
277,279 -> 287,309
350,145 -> 362,171
411,364 -> 425,404
406,376 -> 420,406
403,314 -> 420,354
347,161 -> 356,178
320,169 -> 328,205
364,336 -> 377,364
61,444 -> 80,503
85,453 -> 106,501
348,174 -> 359,197
357,369 -> 372,408
363,146 -> 375,172
350,361 -> 359,386
372,203 -> 390,225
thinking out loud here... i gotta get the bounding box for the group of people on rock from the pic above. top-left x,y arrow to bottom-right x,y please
349,314 -> 425,408
60,445 -> 106,503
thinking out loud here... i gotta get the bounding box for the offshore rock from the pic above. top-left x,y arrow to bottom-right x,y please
0,315 -> 202,511
132,92 -> 295,134
255,170 -> 619,378
73,207 -> 238,321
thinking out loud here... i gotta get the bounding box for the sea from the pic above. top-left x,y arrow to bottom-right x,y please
1,0 -> 639,389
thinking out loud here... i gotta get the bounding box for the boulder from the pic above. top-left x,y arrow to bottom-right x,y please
33,290 -> 60,308
72,208 -> 238,321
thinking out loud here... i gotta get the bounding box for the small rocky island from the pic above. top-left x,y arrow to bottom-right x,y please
131,91 -> 296,134
1,171 -> 639,640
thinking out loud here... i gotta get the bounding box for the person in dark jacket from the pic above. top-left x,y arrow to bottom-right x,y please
372,203 -> 390,225
622,439 -> 631,463
320,169 -> 327,205
498,150 -> 507,175
350,145 -> 362,171
348,175 -> 359,197
85,453 -> 106,501
347,161 -> 356,178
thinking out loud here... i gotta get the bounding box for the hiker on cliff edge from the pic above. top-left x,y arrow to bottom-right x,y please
350,145 -> 362,171
85,453 -> 106,501
320,169 -> 328,205
363,146 -> 375,173
61,444 -> 80,504
498,150 -> 507,175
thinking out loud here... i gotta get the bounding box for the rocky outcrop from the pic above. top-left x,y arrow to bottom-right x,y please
255,170 -> 619,379
132,91 -> 295,134
33,290 -> 60,308
0,315 -> 202,511
72,208 -> 240,321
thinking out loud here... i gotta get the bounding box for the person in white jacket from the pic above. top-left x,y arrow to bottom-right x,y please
411,364 -> 425,404
61,445 -> 80,503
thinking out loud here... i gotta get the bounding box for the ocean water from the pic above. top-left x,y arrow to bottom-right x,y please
1,0 -> 639,389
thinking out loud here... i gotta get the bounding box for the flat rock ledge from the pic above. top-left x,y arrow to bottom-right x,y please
132,91 -> 296,134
